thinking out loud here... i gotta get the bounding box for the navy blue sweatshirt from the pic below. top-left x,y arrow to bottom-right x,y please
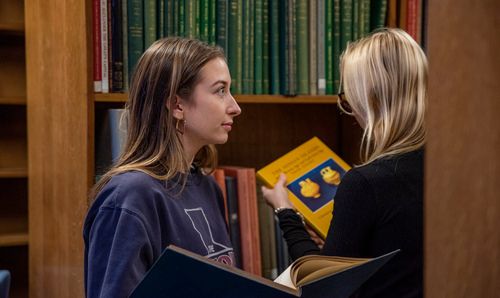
83,169 -> 234,298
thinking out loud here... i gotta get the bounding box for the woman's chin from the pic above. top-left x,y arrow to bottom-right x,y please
214,134 -> 229,144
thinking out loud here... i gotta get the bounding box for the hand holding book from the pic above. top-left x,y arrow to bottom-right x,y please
261,173 -> 294,210
262,172 -> 325,247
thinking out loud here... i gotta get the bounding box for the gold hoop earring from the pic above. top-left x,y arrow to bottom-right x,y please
176,119 -> 186,135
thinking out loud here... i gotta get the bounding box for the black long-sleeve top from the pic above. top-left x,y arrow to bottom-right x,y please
277,149 -> 423,298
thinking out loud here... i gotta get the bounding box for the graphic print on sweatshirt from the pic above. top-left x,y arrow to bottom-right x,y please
184,207 -> 234,266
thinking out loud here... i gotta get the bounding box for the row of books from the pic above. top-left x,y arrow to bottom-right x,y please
92,0 -> 391,95
212,166 -> 292,278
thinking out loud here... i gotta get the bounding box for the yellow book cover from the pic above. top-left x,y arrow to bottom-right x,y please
257,137 -> 351,239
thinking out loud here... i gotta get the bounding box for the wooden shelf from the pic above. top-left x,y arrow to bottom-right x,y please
95,93 -> 338,104
0,216 -> 28,247
0,168 -> 27,178
0,96 -> 26,105
0,233 -> 28,247
0,22 -> 24,34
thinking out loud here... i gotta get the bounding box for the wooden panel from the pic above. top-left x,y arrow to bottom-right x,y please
217,104 -> 348,169
0,0 -> 24,25
425,0 -> 500,297
25,0 -> 92,297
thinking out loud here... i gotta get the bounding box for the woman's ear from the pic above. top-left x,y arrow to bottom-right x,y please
168,95 -> 184,120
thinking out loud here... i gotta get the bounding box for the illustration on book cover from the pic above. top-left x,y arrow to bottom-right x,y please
287,159 -> 347,212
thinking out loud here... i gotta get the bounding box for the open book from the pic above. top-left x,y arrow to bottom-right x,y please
130,245 -> 399,298
273,251 -> 399,297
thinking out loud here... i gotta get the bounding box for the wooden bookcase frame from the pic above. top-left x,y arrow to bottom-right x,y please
22,0 -> 500,297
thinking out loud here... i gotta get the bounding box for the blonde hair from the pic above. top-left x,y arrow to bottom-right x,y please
340,28 -> 428,164
91,37 -> 224,199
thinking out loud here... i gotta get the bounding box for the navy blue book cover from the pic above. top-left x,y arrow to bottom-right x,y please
130,245 -> 398,298
130,245 -> 298,298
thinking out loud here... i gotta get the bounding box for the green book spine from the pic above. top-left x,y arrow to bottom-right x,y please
179,0 -> 185,37
164,0 -> 172,36
208,0 -> 216,45
325,0 -> 333,94
357,0 -> 363,37
269,0 -> 280,94
262,0 -> 269,94
352,0 -> 359,41
173,0 -> 181,36
250,0 -> 255,94
195,1 -> 200,38
341,0 -> 353,53
227,0 -> 242,94
127,0 -> 144,77
144,0 -> 157,48
333,0 -> 341,90
361,0 -> 370,36
157,0 -> 165,38
308,0 -> 317,95
370,0 -> 387,30
278,0 -> 289,95
216,0 -> 228,53
317,0 -> 325,95
254,0 -> 263,94
296,0 -> 308,95
184,0 -> 195,38
236,0 -> 243,94
288,0 -> 296,95
200,0 -> 209,41
242,0 -> 253,94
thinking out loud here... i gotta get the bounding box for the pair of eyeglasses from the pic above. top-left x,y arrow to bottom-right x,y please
336,92 -> 354,115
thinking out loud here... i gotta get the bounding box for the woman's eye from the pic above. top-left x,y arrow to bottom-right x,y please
217,87 -> 226,96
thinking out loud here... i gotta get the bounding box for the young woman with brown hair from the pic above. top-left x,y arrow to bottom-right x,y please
83,37 -> 241,298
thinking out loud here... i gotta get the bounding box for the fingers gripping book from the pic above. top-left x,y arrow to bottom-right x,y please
130,245 -> 399,298
256,137 -> 351,239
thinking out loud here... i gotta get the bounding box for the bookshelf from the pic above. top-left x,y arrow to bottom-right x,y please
0,0 -> 28,297
16,0 -> 498,297
23,1 -> 366,296
21,0 -> 466,298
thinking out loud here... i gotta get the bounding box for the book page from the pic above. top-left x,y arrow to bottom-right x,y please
290,255 -> 371,287
274,266 -> 296,290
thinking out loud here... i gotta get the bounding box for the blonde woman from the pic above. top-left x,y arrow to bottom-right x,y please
263,28 -> 427,297
84,38 -> 241,298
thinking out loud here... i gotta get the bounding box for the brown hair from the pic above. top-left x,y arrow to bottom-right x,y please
91,37 -> 225,199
